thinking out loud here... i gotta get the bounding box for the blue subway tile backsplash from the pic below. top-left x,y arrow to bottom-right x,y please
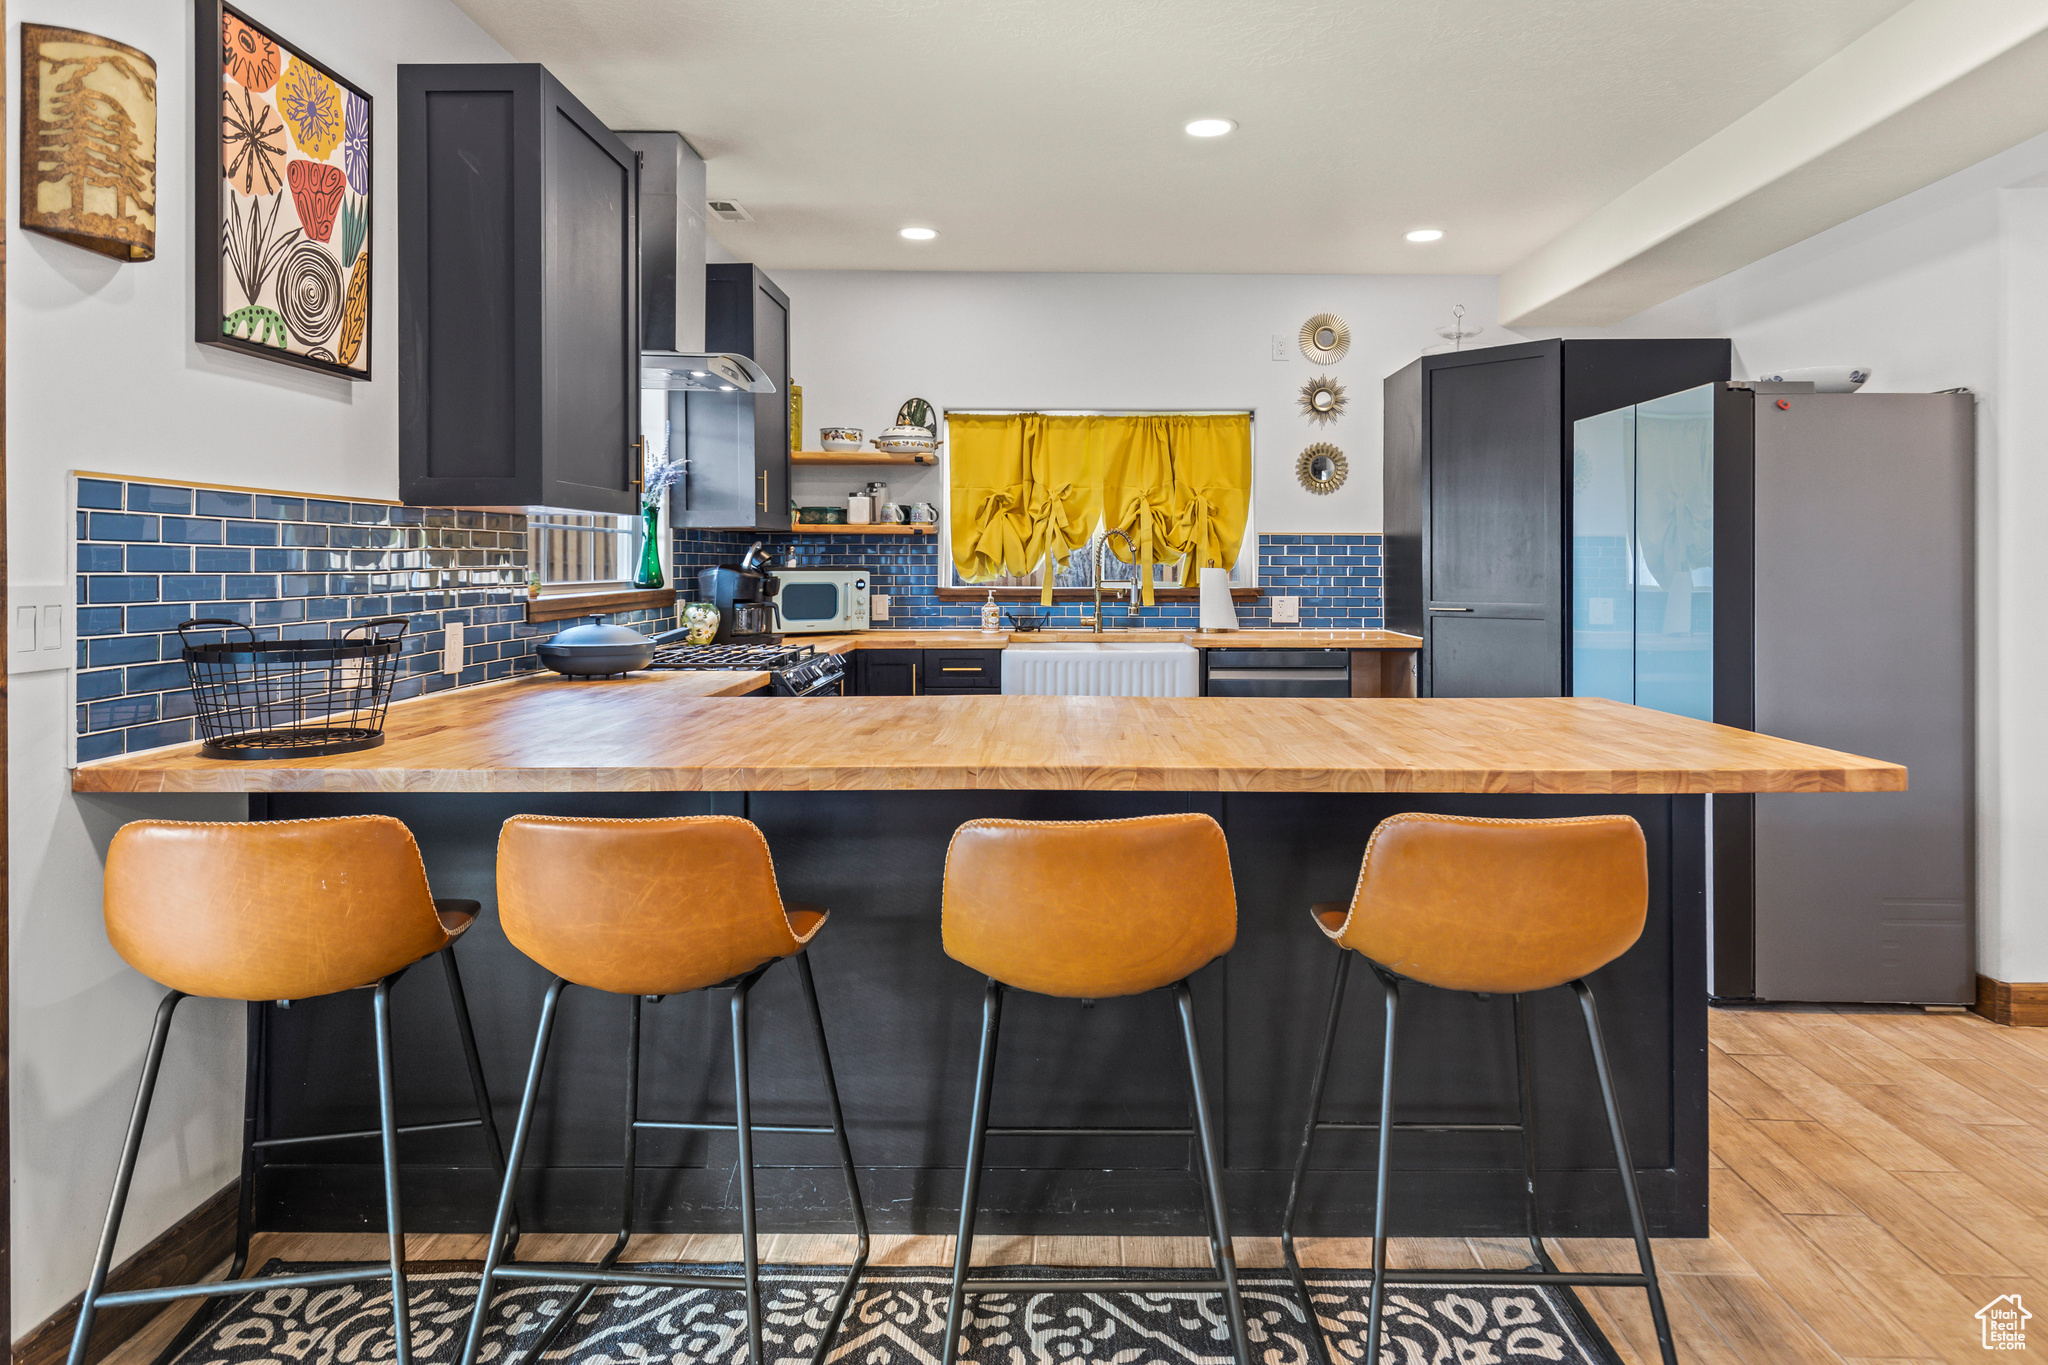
77,474 -> 1385,758
72,478 -> 680,758
669,528 -> 1383,633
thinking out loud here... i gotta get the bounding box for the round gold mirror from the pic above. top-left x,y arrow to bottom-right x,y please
1296,442 -> 1349,494
1297,375 -> 1348,426
1299,313 -> 1350,365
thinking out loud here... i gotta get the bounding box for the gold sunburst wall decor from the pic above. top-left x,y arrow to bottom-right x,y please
1299,375 -> 1347,426
1297,443 -> 1348,495
1299,312 -> 1349,364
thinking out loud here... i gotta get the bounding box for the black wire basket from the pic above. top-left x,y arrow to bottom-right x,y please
178,616 -> 408,760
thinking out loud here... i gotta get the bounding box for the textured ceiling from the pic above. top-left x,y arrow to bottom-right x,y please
451,0 -> 1915,273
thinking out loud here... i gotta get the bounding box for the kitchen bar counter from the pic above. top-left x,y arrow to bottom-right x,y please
75,672 -> 1901,1246
71,690 -> 1901,794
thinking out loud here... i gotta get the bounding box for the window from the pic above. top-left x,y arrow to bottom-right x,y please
940,410 -> 1256,590
528,510 -> 634,592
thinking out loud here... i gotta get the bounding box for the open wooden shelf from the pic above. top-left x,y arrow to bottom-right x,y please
788,523 -> 934,535
792,450 -> 937,466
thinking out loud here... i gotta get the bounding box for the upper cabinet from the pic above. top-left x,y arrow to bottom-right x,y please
670,264 -> 792,531
396,65 -> 640,513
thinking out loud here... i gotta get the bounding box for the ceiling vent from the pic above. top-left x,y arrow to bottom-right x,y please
707,199 -> 752,223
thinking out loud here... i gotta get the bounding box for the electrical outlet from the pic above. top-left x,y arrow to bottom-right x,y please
871,593 -> 891,622
9,584 -> 68,674
443,621 -> 465,672
1270,595 -> 1300,625
1271,334 -> 1290,361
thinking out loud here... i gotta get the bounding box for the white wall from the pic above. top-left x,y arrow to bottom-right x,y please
775,271 -> 1499,535
7,0 -> 509,1333
1563,126 -> 2048,985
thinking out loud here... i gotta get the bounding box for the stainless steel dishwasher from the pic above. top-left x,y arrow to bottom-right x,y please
1201,649 -> 1351,697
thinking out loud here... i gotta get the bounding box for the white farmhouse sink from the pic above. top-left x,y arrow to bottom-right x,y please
1001,641 -> 1200,696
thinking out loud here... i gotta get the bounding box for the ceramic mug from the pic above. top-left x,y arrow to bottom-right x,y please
909,501 -> 938,523
880,502 -> 907,523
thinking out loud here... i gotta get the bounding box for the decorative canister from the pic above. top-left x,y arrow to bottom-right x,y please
680,600 -> 721,645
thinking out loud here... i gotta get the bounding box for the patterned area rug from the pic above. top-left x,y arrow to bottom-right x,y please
162,1261 -> 1620,1365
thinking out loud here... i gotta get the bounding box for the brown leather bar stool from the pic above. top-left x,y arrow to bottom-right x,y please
461,814 -> 867,1365
69,816 -> 515,1365
1279,812 -> 1678,1365
940,813 -> 1251,1365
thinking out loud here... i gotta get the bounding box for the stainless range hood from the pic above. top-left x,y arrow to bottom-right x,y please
619,130 -> 776,394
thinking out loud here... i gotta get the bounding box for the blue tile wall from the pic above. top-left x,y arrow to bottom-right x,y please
671,529 -> 1382,632
74,478 -> 679,758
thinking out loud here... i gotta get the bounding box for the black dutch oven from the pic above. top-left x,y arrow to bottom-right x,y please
536,615 -> 655,677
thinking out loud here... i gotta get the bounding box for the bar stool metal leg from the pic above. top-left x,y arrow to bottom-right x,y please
1513,992 -> 1551,1273
462,978 -> 566,1365
1281,950 -> 1350,1365
941,980 -> 1005,1365
441,944 -> 521,1258
71,986 -> 423,1365
792,951 -> 871,1349
731,978 -> 765,1365
1363,968 -> 1402,1365
943,980 -> 1249,1365
1572,979 -> 1679,1365
65,992 -> 185,1365
371,977 -> 414,1365
515,993 -> 643,1365
1173,982 -> 1253,1365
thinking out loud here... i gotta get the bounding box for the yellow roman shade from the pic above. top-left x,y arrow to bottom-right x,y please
949,413 -> 1251,605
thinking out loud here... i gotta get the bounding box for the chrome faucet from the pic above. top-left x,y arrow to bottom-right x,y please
1090,528 -> 1139,634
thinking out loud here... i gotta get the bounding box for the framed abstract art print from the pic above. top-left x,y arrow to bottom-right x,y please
195,0 -> 371,379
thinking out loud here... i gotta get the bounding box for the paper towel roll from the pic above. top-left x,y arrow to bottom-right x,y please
1199,567 -> 1239,630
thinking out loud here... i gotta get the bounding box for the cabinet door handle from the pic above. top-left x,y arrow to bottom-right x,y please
1428,606 -> 1473,612
757,470 -> 767,509
941,666 -> 981,672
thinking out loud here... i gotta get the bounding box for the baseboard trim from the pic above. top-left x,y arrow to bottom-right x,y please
1975,974 -> 2048,1027
11,1182 -> 238,1365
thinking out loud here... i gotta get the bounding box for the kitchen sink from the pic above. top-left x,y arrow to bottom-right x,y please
1001,641 -> 1199,696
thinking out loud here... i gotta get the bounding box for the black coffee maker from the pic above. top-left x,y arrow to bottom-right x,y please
698,541 -> 780,643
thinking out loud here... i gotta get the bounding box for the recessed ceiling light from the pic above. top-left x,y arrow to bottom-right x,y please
1185,118 -> 1235,138
1405,228 -> 1445,243
900,227 -> 937,241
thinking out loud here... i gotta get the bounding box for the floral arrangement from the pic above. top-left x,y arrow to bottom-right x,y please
642,456 -> 685,510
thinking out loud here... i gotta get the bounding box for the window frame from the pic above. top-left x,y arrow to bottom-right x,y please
937,408 -> 1258,592
526,508 -> 646,597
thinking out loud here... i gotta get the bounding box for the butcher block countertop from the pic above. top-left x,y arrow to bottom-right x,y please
72,673 -> 1905,795
803,629 -> 1422,652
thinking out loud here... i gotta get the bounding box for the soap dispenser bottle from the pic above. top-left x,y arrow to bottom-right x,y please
980,589 -> 1001,633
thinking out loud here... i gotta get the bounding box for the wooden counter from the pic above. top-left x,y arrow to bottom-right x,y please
74,686 -> 1904,795
803,628 -> 1423,651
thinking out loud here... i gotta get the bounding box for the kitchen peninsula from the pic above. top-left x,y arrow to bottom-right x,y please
71,691 -> 1902,1244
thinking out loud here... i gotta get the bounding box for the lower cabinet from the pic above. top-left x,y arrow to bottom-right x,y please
923,650 -> 1000,695
854,650 -> 922,696
850,649 -> 1002,696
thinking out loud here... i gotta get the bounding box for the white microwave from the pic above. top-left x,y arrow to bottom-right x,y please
771,567 -> 870,633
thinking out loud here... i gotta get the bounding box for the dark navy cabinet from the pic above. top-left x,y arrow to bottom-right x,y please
397,64 -> 640,513
1382,339 -> 1730,698
674,264 -> 791,531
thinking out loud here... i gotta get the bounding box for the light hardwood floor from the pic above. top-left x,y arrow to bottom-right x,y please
103,1005 -> 2046,1365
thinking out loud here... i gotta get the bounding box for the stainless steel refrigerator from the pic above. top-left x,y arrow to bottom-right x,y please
1571,386 -> 1975,1003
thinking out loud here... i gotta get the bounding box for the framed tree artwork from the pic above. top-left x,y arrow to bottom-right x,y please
195,0 -> 371,379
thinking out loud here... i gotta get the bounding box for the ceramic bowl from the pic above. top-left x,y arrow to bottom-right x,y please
819,426 -> 863,451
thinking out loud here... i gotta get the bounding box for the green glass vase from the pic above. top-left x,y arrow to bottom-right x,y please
633,504 -> 664,589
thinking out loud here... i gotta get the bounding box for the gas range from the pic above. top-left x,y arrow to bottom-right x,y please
647,638 -> 847,697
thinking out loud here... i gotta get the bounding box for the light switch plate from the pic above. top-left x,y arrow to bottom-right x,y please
871,593 -> 891,622
443,621 -> 465,672
1270,595 -> 1300,625
9,585 -> 70,674
1271,334 -> 1290,361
